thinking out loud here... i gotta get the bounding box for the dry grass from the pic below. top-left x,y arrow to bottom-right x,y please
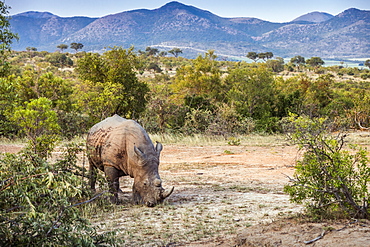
150,133 -> 285,147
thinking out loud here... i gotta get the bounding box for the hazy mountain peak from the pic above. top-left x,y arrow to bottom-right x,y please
14,11 -> 57,19
162,1 -> 186,8
292,11 -> 333,23
337,8 -> 367,18
156,1 -> 215,18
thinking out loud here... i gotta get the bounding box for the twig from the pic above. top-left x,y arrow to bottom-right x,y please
304,219 -> 359,245
336,219 -> 358,232
281,173 -> 295,182
46,190 -> 109,236
304,230 -> 325,244
67,190 -> 109,208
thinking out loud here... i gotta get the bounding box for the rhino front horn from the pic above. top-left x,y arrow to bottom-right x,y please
162,186 -> 174,199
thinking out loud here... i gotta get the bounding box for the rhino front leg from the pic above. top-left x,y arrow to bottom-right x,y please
104,166 -> 121,204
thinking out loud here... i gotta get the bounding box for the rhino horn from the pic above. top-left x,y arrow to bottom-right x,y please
161,186 -> 174,199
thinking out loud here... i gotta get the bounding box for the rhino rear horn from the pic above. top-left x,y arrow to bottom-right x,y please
161,186 -> 174,199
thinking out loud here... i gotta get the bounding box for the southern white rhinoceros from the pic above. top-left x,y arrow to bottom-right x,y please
86,114 -> 174,207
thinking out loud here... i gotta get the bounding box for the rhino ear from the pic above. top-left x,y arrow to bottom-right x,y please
134,146 -> 146,160
155,142 -> 163,154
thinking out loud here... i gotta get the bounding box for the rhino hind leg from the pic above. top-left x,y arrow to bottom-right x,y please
104,166 -> 122,204
89,162 -> 97,192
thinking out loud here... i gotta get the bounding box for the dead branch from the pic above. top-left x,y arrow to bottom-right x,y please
304,230 -> 325,244
281,173 -> 295,182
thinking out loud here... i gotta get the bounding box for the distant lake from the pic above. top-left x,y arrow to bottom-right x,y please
282,58 -> 369,69
321,58 -> 368,68
229,55 -> 369,69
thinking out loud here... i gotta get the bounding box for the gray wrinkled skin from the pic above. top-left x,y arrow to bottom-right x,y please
87,114 -> 173,206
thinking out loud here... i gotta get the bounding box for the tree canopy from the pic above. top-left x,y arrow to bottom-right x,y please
76,46 -> 149,123
70,42 -> 84,52
0,1 -> 18,76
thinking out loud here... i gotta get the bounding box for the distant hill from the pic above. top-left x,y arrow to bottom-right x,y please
10,11 -> 97,50
292,11 -> 334,23
9,1 -> 370,58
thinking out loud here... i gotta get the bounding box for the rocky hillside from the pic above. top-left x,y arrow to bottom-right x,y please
292,12 -> 334,23
9,1 -> 370,58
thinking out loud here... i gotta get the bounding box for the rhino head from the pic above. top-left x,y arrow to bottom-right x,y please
132,142 -> 174,207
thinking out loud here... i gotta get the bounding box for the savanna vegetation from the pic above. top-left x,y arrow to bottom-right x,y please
1,1 -> 370,245
2,47 -> 370,139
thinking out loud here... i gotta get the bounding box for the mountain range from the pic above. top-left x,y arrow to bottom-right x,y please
9,1 -> 370,59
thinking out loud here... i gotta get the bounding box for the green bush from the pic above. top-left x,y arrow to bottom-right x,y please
0,144 -> 118,246
45,53 -> 73,68
10,97 -> 60,159
182,108 -> 214,134
283,115 -> 370,219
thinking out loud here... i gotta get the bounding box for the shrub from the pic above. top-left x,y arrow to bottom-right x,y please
182,108 -> 214,134
45,53 -> 73,68
283,115 -> 370,219
10,97 -> 60,159
0,144 -> 118,246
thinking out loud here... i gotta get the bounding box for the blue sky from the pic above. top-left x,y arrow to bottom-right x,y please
5,0 -> 370,22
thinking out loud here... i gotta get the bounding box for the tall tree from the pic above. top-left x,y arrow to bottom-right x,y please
364,59 -> 370,69
70,42 -> 84,53
76,47 -> 149,122
290,55 -> 306,71
145,46 -> 159,56
0,1 -> 18,76
225,65 -> 276,120
168,48 -> 182,58
57,44 -> 68,52
172,50 -> 223,108
258,52 -> 273,61
306,56 -> 324,68
246,52 -> 258,62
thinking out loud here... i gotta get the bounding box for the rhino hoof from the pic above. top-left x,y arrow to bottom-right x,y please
109,196 -> 121,205
146,201 -> 155,207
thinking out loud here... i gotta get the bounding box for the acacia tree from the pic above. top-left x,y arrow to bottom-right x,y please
365,59 -> 370,69
168,48 -> 182,57
306,56 -> 325,68
258,52 -> 273,61
57,44 -> 68,52
145,46 -> 159,56
291,55 -> 306,71
0,1 -> 18,76
26,46 -> 37,52
70,42 -> 84,53
246,52 -> 258,62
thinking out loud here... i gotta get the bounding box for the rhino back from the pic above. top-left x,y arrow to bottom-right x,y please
87,115 -> 155,174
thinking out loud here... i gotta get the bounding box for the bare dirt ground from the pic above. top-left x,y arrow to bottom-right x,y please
2,136 -> 370,246
158,144 -> 370,247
